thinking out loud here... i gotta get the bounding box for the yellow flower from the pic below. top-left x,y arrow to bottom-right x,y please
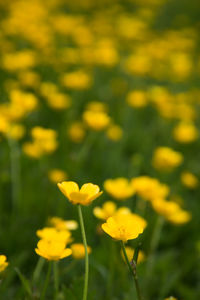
49,217 -> 78,231
173,122 -> 198,143
93,201 -> 117,220
36,227 -> 72,244
7,124 -> 25,140
131,176 -> 169,202
35,239 -> 72,261
67,122 -> 86,143
23,142 -> 43,159
121,246 -> 145,264
181,172 -> 198,189
86,101 -> 108,113
106,124 -> 123,141
166,210 -> 191,225
152,147 -> 183,171
102,213 -> 147,242
104,178 -> 135,200
57,181 -> 103,205
83,110 -> 110,131
0,255 -> 9,272
48,169 -> 67,183
46,93 -> 71,110
126,90 -> 148,108
71,243 -> 91,259
61,70 -> 92,90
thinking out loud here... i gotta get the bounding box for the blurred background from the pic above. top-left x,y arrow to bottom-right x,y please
0,0 -> 200,299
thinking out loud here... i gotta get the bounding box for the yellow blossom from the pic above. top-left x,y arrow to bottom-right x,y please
48,169 -> 67,183
36,227 -> 72,244
7,124 -> 25,140
93,201 -> 117,220
35,239 -> 72,261
104,178 -> 135,200
152,147 -> 183,171
166,210 -> 191,225
173,122 -> 198,143
102,213 -> 146,242
49,217 -> 78,231
71,243 -> 91,259
86,101 -> 108,113
131,176 -> 169,201
83,110 -> 110,131
57,181 -> 103,205
106,124 -> 123,141
67,122 -> 86,143
181,171 -> 198,189
61,70 -> 92,90
126,90 -> 148,108
45,93 -> 71,110
0,255 -> 8,272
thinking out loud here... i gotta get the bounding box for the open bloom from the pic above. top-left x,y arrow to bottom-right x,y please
57,181 -> 103,205
152,147 -> 183,171
49,216 -> 78,231
0,255 -> 9,272
102,213 -> 147,242
121,246 -> 145,264
104,178 -> 135,200
35,239 -> 72,261
71,243 -> 92,259
36,227 -> 72,244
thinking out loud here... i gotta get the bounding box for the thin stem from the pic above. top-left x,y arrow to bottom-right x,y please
8,138 -> 21,212
33,257 -> 45,285
121,241 -> 143,300
41,261 -> 52,300
77,204 -> 89,300
146,215 -> 164,279
53,261 -> 59,299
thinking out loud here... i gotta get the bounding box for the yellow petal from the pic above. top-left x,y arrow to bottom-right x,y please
57,181 -> 79,200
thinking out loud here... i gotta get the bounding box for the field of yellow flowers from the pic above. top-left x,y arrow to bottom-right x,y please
0,0 -> 200,299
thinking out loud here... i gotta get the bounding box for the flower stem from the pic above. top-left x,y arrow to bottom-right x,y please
53,261 -> 59,299
121,241 -> 143,300
33,257 -> 45,285
41,261 -> 52,300
77,204 -> 89,300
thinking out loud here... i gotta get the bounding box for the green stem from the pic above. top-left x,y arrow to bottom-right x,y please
146,215 -> 164,279
33,257 -> 45,284
41,261 -> 52,300
121,241 -> 143,300
8,138 -> 21,212
53,261 -> 59,299
77,204 -> 89,300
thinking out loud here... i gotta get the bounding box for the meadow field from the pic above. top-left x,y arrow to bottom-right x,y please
0,0 -> 200,299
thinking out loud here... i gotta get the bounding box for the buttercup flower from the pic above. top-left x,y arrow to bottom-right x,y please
48,169 -> 67,183
83,110 -> 110,131
0,255 -> 8,272
181,171 -> 198,189
57,181 -> 103,205
71,243 -> 91,259
102,213 -> 147,242
104,178 -> 135,200
36,227 -> 72,244
152,147 -> 183,171
35,239 -> 72,261
173,122 -> 198,143
49,217 -> 78,231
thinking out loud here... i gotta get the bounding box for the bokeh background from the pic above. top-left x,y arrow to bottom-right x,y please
0,0 -> 200,299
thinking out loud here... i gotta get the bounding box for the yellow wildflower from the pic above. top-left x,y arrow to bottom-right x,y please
104,178 -> 135,200
0,255 -> 8,272
131,176 -> 169,202
49,217 -> 78,231
173,122 -> 198,143
152,147 -> 183,171
48,169 -> 67,183
7,124 -> 25,140
71,243 -> 91,259
93,201 -> 117,220
181,172 -> 198,189
35,239 -> 72,261
86,101 -> 108,113
102,213 -> 146,242
57,181 -> 103,205
67,122 -> 86,143
83,110 -> 110,131
106,124 -> 123,141
126,90 -> 148,108
36,227 -> 72,244
61,70 -> 92,90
